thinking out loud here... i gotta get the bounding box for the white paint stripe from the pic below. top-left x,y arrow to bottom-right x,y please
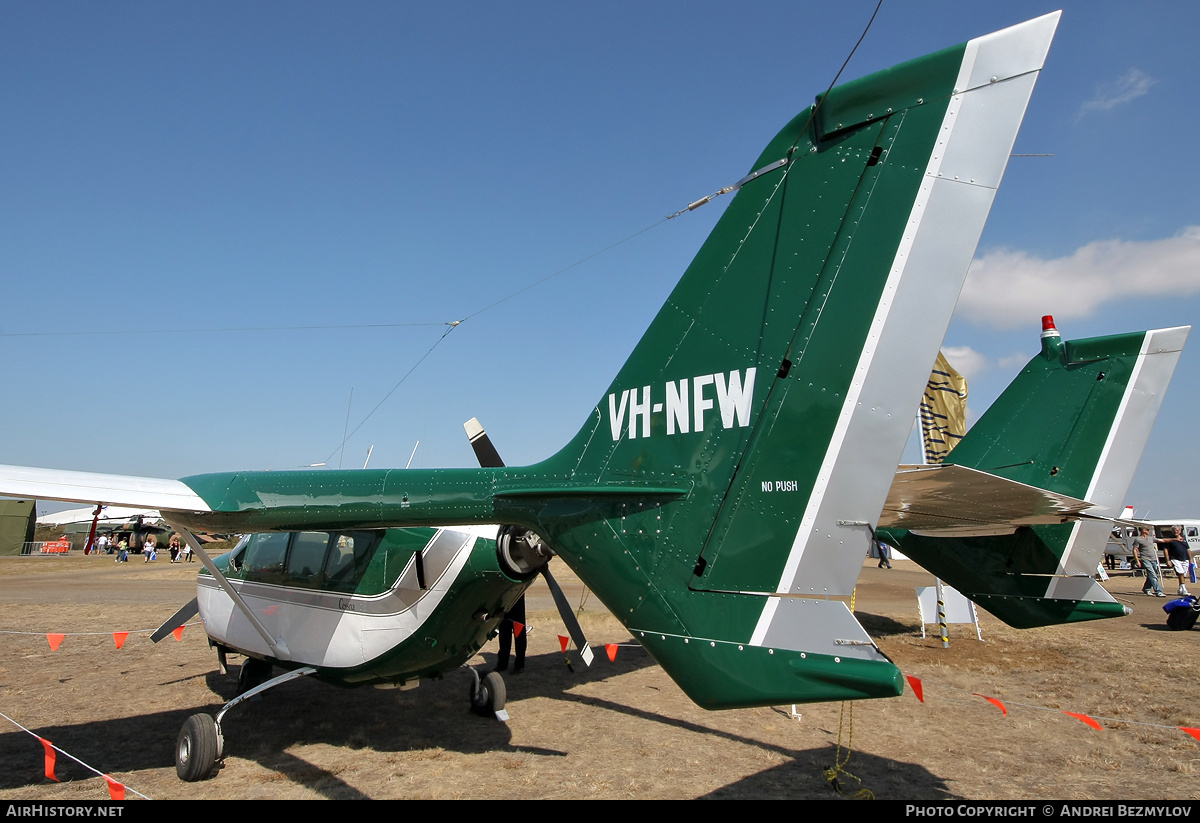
1086,336 -> 1152,504
750,48 -> 980,648
201,529 -> 480,669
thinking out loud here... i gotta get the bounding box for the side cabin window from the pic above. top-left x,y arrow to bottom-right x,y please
233,530 -> 383,591
324,532 -> 382,593
288,532 -> 331,584
244,533 -> 289,575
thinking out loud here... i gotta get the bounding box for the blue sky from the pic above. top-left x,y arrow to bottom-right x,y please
2,1 -> 1197,517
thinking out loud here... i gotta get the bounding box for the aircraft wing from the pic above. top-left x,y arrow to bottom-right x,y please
0,464 -> 212,514
880,464 -> 1095,537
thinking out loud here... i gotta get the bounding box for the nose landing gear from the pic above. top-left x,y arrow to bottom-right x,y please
468,668 -> 508,721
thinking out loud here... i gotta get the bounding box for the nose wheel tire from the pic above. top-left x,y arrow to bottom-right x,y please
176,713 -> 223,782
469,670 -> 506,717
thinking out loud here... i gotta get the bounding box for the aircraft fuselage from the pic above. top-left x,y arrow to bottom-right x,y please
198,525 -> 531,686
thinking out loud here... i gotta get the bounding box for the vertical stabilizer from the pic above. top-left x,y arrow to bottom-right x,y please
521,14 -> 1061,707
889,322 -> 1189,627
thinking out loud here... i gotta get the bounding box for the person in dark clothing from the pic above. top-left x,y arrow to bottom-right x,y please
1156,526 -> 1192,596
495,595 -> 527,674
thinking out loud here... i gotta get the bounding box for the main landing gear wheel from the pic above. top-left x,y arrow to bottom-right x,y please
176,713 -> 223,782
236,658 -> 273,696
470,670 -> 506,717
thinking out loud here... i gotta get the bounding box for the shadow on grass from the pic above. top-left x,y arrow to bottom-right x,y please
856,611 -> 922,638
0,644 -> 953,799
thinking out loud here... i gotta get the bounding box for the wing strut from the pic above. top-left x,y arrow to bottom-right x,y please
167,524 -> 292,661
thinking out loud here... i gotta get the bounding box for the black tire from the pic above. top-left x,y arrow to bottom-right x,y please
176,713 -> 220,782
469,670 -> 507,717
1166,604 -> 1200,631
237,658 -> 272,695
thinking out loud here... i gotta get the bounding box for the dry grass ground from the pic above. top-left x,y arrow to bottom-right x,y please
1,554 -> 1198,800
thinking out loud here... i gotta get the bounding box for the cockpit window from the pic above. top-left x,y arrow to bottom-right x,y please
244,533 -> 289,574
228,534 -> 251,570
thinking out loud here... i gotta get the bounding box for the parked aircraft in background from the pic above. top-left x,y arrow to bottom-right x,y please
35,505 -> 162,529
1146,521 -> 1200,552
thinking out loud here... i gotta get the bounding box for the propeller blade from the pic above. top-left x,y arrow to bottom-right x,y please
464,418 -> 589,662
463,417 -> 505,468
150,597 -> 199,644
543,566 -> 593,666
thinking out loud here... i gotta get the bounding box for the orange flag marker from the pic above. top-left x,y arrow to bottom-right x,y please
172,625 -> 185,642
104,775 -> 125,801
46,633 -> 65,651
513,621 -> 525,638
558,634 -> 570,653
1062,711 -> 1102,730
39,738 -> 58,782
605,643 -> 618,662
1179,727 -> 1200,742
973,693 -> 1008,716
906,675 -> 924,702
113,632 -> 129,650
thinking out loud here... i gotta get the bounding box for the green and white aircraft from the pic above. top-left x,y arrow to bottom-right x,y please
0,11 -> 1189,782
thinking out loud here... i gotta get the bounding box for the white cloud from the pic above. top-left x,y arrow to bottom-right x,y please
1079,68 -> 1156,117
939,345 -> 988,380
996,352 -> 1030,372
957,227 -> 1200,329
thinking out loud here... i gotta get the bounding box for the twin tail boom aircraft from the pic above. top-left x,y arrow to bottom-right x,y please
2,12 -> 1188,782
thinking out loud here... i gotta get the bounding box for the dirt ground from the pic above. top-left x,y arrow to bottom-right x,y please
1,553 -> 1198,800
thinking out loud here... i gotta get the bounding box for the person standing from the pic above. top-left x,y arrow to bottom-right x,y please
1133,527 -> 1165,597
1156,526 -> 1192,596
495,595 -> 527,674
876,540 -> 892,569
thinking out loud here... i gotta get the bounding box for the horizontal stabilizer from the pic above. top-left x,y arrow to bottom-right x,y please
882,464 -> 1092,536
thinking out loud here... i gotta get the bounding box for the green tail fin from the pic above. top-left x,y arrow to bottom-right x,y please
888,321 -> 1189,628
521,14 -> 1061,707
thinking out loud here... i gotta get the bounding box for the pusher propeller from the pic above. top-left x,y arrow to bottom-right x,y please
542,563 -> 593,666
463,417 -> 593,666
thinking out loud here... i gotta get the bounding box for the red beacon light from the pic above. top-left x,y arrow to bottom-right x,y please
1040,314 -> 1064,359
